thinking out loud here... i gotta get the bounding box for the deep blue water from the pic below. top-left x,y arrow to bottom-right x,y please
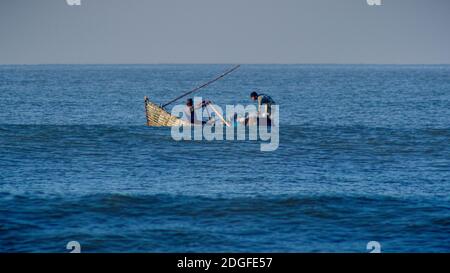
0,64 -> 449,252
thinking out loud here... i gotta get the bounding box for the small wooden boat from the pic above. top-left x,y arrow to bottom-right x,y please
145,95 -> 272,128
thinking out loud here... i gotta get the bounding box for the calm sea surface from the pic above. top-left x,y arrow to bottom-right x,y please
0,64 -> 449,252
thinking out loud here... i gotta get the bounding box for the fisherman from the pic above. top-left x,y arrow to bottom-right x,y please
250,91 -> 275,121
185,98 -> 211,125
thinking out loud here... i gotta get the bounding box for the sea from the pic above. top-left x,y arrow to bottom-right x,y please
0,64 -> 449,252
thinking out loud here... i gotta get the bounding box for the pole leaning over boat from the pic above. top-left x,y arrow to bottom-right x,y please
161,65 -> 240,109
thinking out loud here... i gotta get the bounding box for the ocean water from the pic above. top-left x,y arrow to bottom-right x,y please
0,64 -> 449,252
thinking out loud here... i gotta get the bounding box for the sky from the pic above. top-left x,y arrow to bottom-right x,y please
0,0 -> 449,64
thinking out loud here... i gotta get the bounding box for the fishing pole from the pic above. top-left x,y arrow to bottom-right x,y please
162,65 -> 241,108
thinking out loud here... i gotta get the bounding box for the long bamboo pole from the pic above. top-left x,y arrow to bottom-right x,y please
208,104 -> 231,127
162,65 -> 240,108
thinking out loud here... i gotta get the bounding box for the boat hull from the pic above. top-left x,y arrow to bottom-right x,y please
144,97 -> 186,126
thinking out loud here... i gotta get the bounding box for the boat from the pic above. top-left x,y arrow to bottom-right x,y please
144,95 -> 272,128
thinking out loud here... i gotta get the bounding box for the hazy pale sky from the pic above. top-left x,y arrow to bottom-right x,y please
0,0 -> 449,64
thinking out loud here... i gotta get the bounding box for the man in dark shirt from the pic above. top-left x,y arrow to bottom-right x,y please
250,91 -> 275,119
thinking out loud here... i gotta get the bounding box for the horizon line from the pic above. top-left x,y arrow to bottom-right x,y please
1,63 -> 450,66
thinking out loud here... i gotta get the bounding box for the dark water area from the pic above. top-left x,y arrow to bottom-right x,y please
0,65 -> 449,252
